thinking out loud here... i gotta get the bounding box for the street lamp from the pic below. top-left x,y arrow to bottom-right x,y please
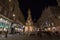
13,14 -> 15,17
13,14 -> 16,21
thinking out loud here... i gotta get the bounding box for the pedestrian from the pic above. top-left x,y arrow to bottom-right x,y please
5,28 -> 8,38
37,29 -> 42,37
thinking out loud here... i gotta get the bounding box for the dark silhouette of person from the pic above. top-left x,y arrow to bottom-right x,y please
5,28 -> 8,38
18,0 -> 58,22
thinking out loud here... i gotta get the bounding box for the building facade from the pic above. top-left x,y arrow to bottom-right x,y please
37,6 -> 60,32
0,0 -> 25,25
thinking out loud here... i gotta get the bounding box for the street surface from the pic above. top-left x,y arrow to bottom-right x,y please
0,33 -> 60,40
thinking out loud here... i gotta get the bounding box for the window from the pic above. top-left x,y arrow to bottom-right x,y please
57,0 -> 60,6
4,10 -> 7,15
51,22 -> 54,26
58,16 -> 60,19
9,0 -> 11,2
10,7 -> 13,11
0,6 -> 2,12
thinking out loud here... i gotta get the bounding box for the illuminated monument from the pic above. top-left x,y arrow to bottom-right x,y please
25,9 -> 34,32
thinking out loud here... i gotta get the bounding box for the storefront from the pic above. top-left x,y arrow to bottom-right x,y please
0,18 -> 11,32
10,23 -> 24,33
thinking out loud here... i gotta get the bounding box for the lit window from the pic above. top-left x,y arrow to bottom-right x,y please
45,28 -> 48,31
9,0 -> 11,2
48,27 -> 51,31
58,16 -> 60,19
52,27 -> 56,32
49,24 -> 51,26
51,22 -> 54,26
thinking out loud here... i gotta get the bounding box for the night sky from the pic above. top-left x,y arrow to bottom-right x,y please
18,0 -> 58,22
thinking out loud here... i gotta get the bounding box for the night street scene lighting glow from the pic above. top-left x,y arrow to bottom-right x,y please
0,0 -> 60,40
